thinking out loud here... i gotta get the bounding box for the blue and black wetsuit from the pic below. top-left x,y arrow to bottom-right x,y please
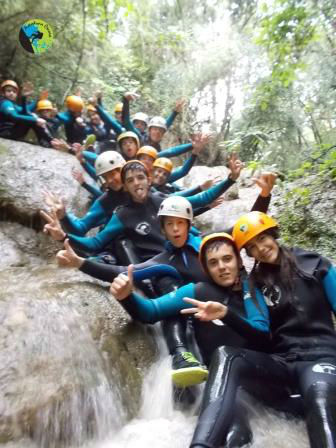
189,248 -> 336,448
67,177 -> 236,257
85,121 -> 117,152
95,103 -> 124,136
0,96 -> 52,144
56,110 -> 89,144
61,188 -> 129,236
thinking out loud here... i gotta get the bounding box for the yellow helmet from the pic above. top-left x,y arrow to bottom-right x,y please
153,157 -> 173,173
232,211 -> 278,251
114,102 -> 123,113
65,95 -> 84,113
1,80 -> 19,92
36,99 -> 53,111
137,145 -> 158,160
117,131 -> 140,148
199,232 -> 236,274
87,104 -> 97,113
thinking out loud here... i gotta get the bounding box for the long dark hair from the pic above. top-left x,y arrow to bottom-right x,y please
248,229 -> 300,304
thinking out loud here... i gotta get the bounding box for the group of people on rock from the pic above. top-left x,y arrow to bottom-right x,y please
2,78 -> 336,448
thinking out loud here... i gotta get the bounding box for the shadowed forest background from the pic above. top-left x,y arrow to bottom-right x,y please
0,0 -> 335,254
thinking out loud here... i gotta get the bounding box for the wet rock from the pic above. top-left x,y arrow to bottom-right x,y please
0,138 -> 91,230
0,222 -> 62,268
176,165 -> 263,232
0,266 -> 156,444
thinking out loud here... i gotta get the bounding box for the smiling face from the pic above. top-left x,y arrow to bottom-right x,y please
120,138 -> 138,159
90,112 -> 101,126
101,168 -> 122,191
153,167 -> 170,186
123,168 -> 150,203
245,232 -> 280,264
149,126 -> 165,143
205,242 -> 240,287
162,216 -> 189,248
3,86 -> 18,102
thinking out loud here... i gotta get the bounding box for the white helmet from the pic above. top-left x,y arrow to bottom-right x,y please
148,116 -> 167,131
95,151 -> 126,176
132,112 -> 149,126
158,196 -> 193,221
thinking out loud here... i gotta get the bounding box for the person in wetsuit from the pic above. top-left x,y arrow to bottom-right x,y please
55,173 -> 276,391
56,95 -> 88,144
209,211 -> 336,448
62,156 -> 243,257
108,232 -> 270,448
0,79 -> 52,144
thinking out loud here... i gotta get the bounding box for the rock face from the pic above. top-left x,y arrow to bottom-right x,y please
0,138 -> 90,229
0,139 -> 156,445
270,176 -> 336,261
176,165 -> 263,232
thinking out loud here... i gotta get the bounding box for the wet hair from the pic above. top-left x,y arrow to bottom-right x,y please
200,237 -> 241,277
121,161 -> 149,184
248,229 -> 301,305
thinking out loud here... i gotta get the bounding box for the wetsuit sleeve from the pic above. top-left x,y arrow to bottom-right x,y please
182,178 -> 235,209
314,257 -> 336,313
120,283 -> 196,323
26,99 -> 37,113
82,160 -> 98,181
168,154 -> 197,183
81,181 -> 103,199
174,185 -> 202,197
21,97 -> 37,114
160,143 -> 193,158
166,110 -> 178,128
56,111 -> 73,124
0,100 -> 38,125
82,150 -> 98,166
80,255 -> 163,282
67,213 -> 124,252
121,97 -> 141,137
251,194 -> 271,213
61,198 -> 106,235
96,104 -> 123,135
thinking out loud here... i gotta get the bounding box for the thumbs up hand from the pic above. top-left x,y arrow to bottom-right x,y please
110,264 -> 134,301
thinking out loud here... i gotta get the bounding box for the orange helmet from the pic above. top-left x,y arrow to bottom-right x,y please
137,146 -> 158,160
1,80 -> 19,92
199,232 -> 236,274
232,212 -> 278,251
114,102 -> 123,113
65,95 -> 84,113
36,99 -> 53,111
153,157 -> 173,173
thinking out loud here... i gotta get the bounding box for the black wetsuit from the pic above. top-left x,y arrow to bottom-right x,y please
190,248 -> 336,448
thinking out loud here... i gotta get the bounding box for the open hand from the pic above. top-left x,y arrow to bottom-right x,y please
228,152 -> 244,181
181,298 -> 228,321
252,172 -> 277,197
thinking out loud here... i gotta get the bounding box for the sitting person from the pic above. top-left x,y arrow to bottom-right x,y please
0,79 -> 52,144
